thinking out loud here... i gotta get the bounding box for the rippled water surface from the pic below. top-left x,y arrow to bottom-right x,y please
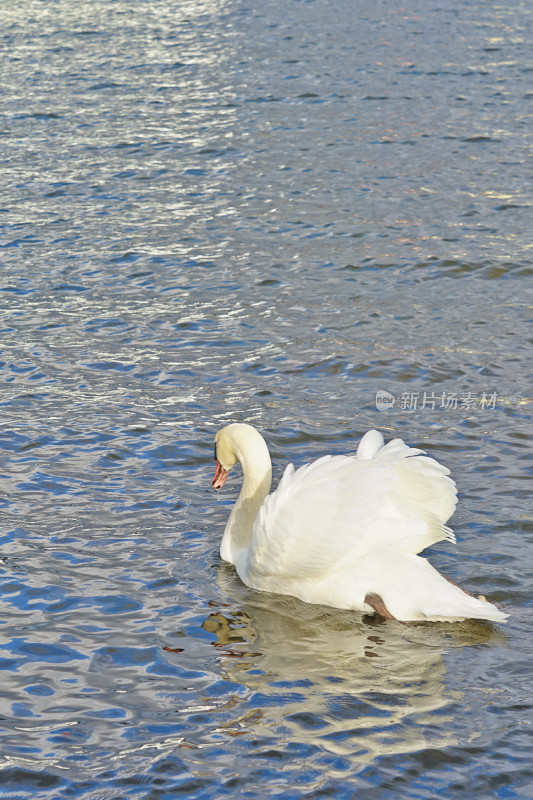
1,0 -> 532,797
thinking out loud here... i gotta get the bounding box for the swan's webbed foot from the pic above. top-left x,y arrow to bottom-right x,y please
364,592 -> 401,622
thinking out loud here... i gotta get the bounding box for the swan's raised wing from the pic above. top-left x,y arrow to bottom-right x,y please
240,431 -> 457,585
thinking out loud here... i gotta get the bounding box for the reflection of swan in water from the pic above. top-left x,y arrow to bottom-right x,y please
198,564 -> 505,761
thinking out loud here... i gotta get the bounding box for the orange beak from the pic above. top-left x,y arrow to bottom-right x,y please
212,460 -> 230,490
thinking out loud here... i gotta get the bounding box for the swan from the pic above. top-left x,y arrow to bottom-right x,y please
212,423 -> 507,624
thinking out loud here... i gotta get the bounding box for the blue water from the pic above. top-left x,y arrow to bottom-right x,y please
1,0 -> 532,797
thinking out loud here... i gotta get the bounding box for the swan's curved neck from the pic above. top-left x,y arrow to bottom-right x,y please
220,437 -> 272,563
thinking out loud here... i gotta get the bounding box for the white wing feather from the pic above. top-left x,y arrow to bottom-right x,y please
241,432 -> 457,586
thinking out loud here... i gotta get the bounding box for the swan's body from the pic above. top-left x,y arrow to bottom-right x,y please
212,424 -> 507,623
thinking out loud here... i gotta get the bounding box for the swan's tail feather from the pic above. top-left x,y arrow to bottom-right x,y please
359,551 -> 508,623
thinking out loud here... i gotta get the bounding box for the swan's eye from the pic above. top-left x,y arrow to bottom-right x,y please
214,445 -> 217,461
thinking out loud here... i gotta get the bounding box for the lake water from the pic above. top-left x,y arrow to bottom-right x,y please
1,0 -> 532,797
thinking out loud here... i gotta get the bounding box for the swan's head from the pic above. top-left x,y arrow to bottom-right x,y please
212,423 -> 269,490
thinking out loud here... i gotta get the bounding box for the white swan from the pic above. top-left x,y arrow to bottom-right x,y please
212,423 -> 507,624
